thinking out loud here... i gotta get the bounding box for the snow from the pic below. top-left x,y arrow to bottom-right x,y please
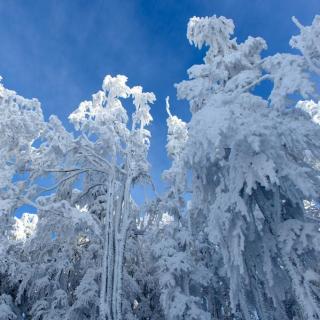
0,13 -> 320,320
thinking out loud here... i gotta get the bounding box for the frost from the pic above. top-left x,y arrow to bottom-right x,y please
0,14 -> 320,320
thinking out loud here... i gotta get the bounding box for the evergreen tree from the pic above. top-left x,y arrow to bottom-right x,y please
175,15 -> 320,319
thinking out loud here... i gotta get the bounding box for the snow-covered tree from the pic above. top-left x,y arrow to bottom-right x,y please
1,13 -> 320,320
174,15 -> 320,319
69,75 -> 155,320
0,75 -> 156,320
149,98 -> 212,320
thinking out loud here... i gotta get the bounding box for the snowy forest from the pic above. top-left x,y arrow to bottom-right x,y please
1,13 -> 320,320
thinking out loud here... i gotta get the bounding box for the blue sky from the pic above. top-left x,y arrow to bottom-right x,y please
0,0 -> 319,198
